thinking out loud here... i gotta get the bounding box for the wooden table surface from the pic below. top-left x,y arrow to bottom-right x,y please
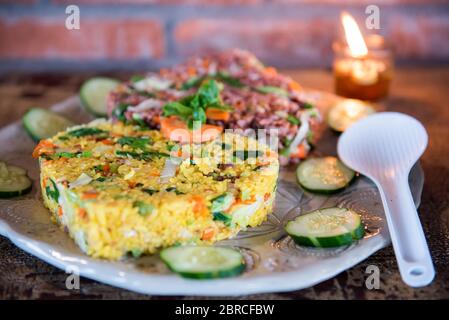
0,68 -> 448,299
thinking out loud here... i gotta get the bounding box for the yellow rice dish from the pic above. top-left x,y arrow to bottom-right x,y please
33,119 -> 279,259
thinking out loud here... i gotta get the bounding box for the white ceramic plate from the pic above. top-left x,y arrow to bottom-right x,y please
0,94 -> 424,296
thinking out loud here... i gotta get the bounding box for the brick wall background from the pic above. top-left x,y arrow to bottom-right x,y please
0,0 -> 448,72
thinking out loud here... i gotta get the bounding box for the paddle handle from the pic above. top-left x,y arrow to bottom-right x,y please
377,176 -> 435,287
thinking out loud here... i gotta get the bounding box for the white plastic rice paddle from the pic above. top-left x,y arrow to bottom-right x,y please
337,112 -> 435,287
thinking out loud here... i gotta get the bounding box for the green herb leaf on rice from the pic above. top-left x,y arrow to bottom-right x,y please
163,102 -> 193,120
54,152 -> 76,158
68,127 -> 108,137
142,188 -> 158,195
116,150 -> 169,160
131,113 -> 150,129
112,103 -> 130,123
46,179 -> 59,202
210,192 -> 234,212
181,76 -> 205,90
130,75 -> 145,83
255,86 -> 289,97
215,72 -> 245,88
286,115 -> 300,125
117,136 -> 152,150
133,200 -> 154,216
162,79 -> 232,130
213,212 -> 232,226
54,151 -> 93,159
165,187 -> 185,195
130,248 -> 143,258
303,102 -> 314,109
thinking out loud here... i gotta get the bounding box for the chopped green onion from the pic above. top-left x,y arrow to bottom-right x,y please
130,248 -> 143,258
79,151 -> 92,158
116,150 -> 169,160
210,192 -> 234,213
255,86 -> 289,97
68,127 -> 108,137
287,115 -> 300,125
165,187 -> 185,195
142,188 -> 158,195
303,102 -> 314,109
167,143 -> 179,152
54,152 -> 76,158
117,136 -> 152,150
181,76 -> 205,90
45,179 -> 59,202
133,201 -> 154,216
130,75 -> 145,83
165,187 -> 184,195
213,212 -> 232,226
112,103 -> 129,122
216,72 -> 245,88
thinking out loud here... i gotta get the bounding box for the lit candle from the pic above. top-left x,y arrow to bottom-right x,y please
333,12 -> 393,101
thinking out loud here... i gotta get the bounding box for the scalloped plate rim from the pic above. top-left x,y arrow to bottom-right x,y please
0,216 -> 390,296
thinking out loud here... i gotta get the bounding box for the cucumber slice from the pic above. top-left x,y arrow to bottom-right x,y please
80,77 -> 119,117
23,108 -> 75,142
285,207 -> 364,248
0,162 -> 32,198
327,100 -> 375,132
296,156 -> 355,193
160,246 -> 245,279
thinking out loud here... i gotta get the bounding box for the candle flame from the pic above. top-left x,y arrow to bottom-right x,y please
341,11 -> 368,58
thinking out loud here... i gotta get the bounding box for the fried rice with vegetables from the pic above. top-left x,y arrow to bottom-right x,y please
33,119 -> 279,260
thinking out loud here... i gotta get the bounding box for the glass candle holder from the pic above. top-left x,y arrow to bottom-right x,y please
333,34 -> 394,101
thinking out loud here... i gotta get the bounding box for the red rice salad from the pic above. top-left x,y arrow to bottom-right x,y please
107,49 -> 321,165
